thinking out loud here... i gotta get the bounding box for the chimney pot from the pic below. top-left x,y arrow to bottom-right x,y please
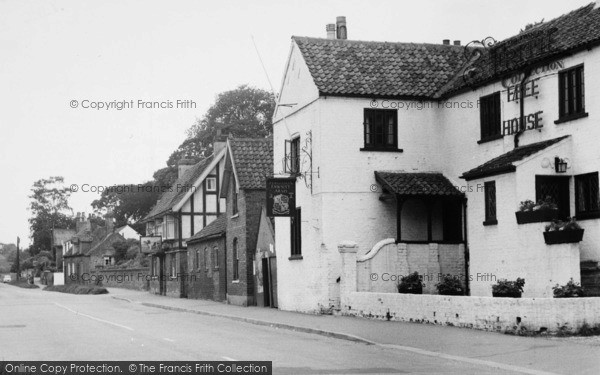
443,39 -> 450,45
453,40 -> 461,46
336,16 -> 347,40
326,23 -> 336,39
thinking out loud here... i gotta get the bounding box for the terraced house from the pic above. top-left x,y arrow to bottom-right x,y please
273,4 -> 600,313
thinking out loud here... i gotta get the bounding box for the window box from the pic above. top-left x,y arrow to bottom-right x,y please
515,209 -> 559,224
543,229 -> 584,245
492,291 -> 522,298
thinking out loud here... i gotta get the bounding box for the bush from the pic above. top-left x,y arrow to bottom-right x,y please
492,278 -> 525,297
436,274 -> 464,295
553,278 -> 585,298
397,272 -> 423,294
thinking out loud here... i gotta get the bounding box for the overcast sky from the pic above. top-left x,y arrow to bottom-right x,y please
0,0 -> 592,247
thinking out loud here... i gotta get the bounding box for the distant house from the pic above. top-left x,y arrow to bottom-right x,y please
220,138 -> 273,306
142,140 -> 228,298
187,214 -> 227,302
51,228 -> 76,270
63,215 -> 125,283
115,225 -> 141,240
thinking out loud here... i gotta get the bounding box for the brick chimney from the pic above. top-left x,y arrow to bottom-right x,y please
326,23 -> 336,39
178,159 -> 196,178
454,40 -> 461,46
105,217 -> 114,234
213,128 -> 227,155
336,16 -> 347,39
442,39 -> 450,45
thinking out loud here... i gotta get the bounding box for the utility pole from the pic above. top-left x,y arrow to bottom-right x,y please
16,236 -> 20,281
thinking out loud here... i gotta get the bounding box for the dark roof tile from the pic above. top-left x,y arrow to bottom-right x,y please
229,138 -> 273,190
375,172 -> 463,197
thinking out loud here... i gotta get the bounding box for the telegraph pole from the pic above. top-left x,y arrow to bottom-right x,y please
16,236 -> 20,281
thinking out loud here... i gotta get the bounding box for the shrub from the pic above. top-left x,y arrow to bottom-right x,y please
545,218 -> 582,232
397,272 -> 423,294
492,278 -> 525,297
519,196 -> 558,212
436,274 -> 464,295
553,278 -> 585,298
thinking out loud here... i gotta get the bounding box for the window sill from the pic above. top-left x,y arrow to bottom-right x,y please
230,214 -> 239,219
360,147 -> 403,153
483,219 -> 498,226
554,112 -> 588,124
232,280 -> 240,284
576,211 -> 600,221
288,255 -> 303,261
477,135 -> 503,144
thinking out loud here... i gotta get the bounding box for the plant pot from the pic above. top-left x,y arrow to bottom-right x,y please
515,209 -> 559,224
492,291 -> 522,298
543,229 -> 585,244
398,285 -> 423,294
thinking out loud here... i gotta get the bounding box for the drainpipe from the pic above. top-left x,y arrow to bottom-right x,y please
514,68 -> 531,148
463,197 -> 470,296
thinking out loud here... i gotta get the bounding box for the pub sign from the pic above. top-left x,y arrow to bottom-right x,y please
266,178 -> 296,217
140,236 -> 162,254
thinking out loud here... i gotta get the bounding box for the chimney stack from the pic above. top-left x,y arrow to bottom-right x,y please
213,128 -> 227,155
326,23 -> 336,39
453,40 -> 461,46
442,39 -> 450,45
178,158 -> 196,178
105,217 -> 114,234
336,16 -> 347,39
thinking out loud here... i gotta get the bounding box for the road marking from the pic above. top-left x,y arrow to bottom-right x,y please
163,338 -> 175,342
54,303 -> 134,331
222,356 -> 238,361
379,344 -> 558,375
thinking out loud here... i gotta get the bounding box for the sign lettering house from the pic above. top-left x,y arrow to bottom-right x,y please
266,178 -> 296,217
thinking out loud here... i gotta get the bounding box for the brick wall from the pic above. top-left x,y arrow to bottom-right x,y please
225,182 -> 266,306
187,236 -> 226,302
91,268 -> 150,291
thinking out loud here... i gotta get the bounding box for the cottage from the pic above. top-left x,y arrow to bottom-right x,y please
142,140 -> 228,298
273,4 -> 600,313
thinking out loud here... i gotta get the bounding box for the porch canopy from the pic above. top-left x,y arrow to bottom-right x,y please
375,171 -> 465,243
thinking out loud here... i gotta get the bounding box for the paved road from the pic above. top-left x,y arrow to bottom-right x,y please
0,283 -> 595,374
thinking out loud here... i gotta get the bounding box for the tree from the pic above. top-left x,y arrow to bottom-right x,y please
153,85 -> 276,187
91,182 -> 162,231
28,177 -> 75,255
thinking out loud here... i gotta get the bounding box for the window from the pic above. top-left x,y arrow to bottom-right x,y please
146,222 -> 155,236
213,246 -> 219,269
204,247 -> 209,271
232,238 -> 239,280
195,250 -> 200,270
206,177 -> 217,192
165,216 -> 175,239
483,181 -> 497,225
575,172 -> 599,219
155,219 -> 163,236
290,207 -> 302,257
479,92 -> 501,141
232,179 -> 239,215
284,137 -> 301,175
536,176 -> 570,219
152,257 -> 158,277
558,65 -> 586,122
363,109 -> 398,150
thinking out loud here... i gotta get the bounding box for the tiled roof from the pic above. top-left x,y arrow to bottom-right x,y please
187,215 -> 227,243
229,138 -> 273,189
293,36 -> 469,99
144,156 -> 215,221
86,232 -> 126,257
460,136 -> 570,181
443,3 -> 600,96
375,172 -> 464,197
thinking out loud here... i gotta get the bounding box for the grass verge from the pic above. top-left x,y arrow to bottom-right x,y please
6,280 -> 39,289
44,284 -> 108,295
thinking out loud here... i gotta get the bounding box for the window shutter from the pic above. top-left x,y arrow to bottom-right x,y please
284,140 -> 291,173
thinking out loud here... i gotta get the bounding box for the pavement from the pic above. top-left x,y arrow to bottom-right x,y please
106,288 -> 600,375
